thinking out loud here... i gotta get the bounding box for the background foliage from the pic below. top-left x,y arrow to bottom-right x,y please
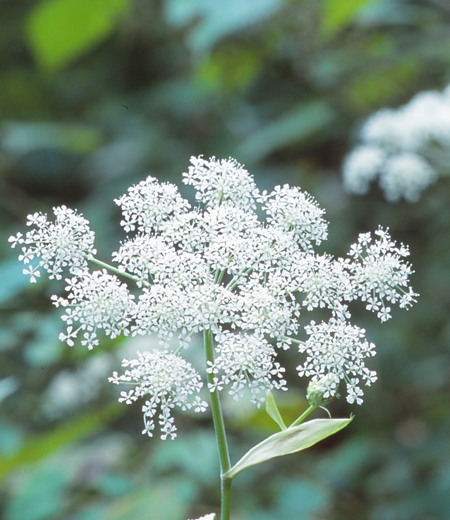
1,1 -> 450,519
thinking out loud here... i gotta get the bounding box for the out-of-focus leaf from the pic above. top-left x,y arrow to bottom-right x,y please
68,504 -> 108,520
26,0 -> 130,72
0,420 -> 25,456
0,377 -> 19,405
152,430 -> 219,485
0,69 -> 49,119
347,58 -> 421,110
321,0 -> 383,36
1,122 -> 103,155
165,0 -> 282,56
196,44 -> 261,92
238,101 -> 336,162
0,260 -> 34,304
275,478 -> 330,517
24,315 -> 64,366
224,417 -> 352,479
265,390 -> 286,430
4,459 -> 70,520
99,479 -> 191,520
316,435 -> 378,486
0,404 -> 121,482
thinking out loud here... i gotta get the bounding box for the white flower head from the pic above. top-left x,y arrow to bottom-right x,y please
360,108 -> 405,149
297,319 -> 378,405
183,155 -> 260,210
343,85 -> 450,201
207,331 -> 287,407
342,145 -> 386,195
379,153 -> 437,203
115,176 -> 191,234
347,227 -> 418,321
263,184 -> 328,249
10,156 -> 417,438
52,269 -> 135,349
109,350 -> 208,439
9,206 -> 96,281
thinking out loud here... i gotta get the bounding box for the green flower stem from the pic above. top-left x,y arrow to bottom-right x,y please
289,404 -> 317,428
204,328 -> 232,520
91,258 -> 144,284
221,476 -> 232,520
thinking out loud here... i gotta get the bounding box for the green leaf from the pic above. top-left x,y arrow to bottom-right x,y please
2,122 -> 104,155
0,260 -> 33,304
165,0 -> 282,56
26,0 -> 130,72
4,458 -> 72,520
98,479 -> 190,520
224,417 -> 353,480
321,0 -> 383,36
347,58 -> 421,110
237,100 -> 336,162
265,390 -> 286,430
0,404 -> 121,482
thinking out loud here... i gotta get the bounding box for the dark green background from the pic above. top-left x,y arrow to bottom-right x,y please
1,1 -> 449,519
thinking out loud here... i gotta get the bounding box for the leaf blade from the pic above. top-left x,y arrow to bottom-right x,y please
265,390 -> 287,430
224,417 -> 353,480
26,0 -> 130,72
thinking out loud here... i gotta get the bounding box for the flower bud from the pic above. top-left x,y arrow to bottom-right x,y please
307,374 -> 339,407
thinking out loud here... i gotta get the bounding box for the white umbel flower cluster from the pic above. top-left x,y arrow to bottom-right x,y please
9,206 -> 96,282
207,331 -> 287,407
109,350 -> 207,440
10,156 -> 417,438
342,86 -> 450,201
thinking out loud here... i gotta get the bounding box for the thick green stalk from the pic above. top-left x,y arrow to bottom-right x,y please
203,328 -> 232,520
289,404 -> 316,428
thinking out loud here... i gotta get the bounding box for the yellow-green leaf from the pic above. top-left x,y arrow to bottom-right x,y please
0,404 -> 121,482
26,0 -> 130,72
321,0 -> 382,36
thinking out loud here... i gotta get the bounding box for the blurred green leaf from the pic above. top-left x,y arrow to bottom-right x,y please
0,420 -> 25,456
23,315 -> 63,366
321,0 -> 383,36
165,0 -> 282,56
316,435 -> 378,486
0,68 -> 49,119
0,404 -> 121,482
152,430 -> 219,485
0,260 -> 32,304
238,100 -> 336,162
26,0 -> 130,72
98,479 -> 190,520
224,417 -> 352,479
275,478 -> 330,517
347,58 -> 421,110
2,122 -> 104,155
4,459 -> 70,520
196,44 -> 261,93
0,377 -> 19,405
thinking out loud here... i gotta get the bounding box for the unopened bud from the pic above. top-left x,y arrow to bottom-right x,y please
307,374 -> 339,407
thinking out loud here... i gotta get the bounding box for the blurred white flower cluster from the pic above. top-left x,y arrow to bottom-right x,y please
343,85 -> 450,201
43,353 -> 113,418
10,156 -> 417,438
